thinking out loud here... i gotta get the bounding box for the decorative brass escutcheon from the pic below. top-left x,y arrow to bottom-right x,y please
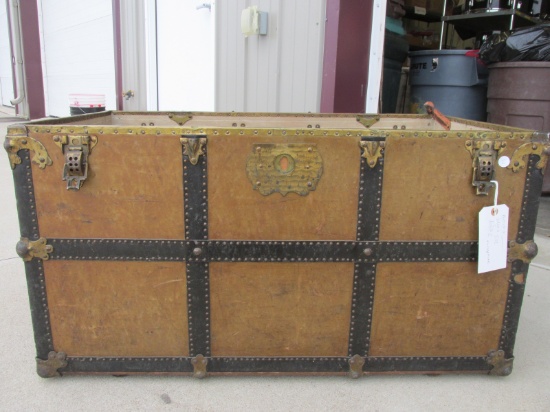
4,125 -> 52,170
246,143 -> 323,196
54,135 -> 98,191
191,354 -> 208,379
486,349 -> 513,376
36,351 -> 68,378
348,354 -> 365,379
16,237 -> 53,261
508,142 -> 550,173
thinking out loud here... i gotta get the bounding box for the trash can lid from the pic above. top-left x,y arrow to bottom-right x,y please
409,49 -> 476,57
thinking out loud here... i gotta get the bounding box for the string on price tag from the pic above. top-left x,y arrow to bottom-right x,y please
478,180 -> 509,274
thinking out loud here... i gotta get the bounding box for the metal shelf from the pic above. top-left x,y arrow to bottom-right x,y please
404,5 -> 442,23
439,5 -> 544,48
442,9 -> 541,32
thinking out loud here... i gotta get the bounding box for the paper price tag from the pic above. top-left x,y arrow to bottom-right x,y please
478,204 -> 509,274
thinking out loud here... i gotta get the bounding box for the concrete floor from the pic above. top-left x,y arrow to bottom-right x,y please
1,113 -> 549,412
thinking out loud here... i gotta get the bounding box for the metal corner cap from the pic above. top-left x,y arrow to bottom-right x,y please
36,351 -> 68,378
6,124 -> 28,137
487,349 -> 514,376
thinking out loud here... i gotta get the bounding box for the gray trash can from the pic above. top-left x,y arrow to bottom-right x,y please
408,50 -> 488,121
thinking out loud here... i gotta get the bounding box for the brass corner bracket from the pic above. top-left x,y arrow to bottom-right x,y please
181,137 -> 206,166
348,354 -> 365,379
508,240 -> 538,264
16,237 -> 53,261
487,350 -> 514,376
359,141 -> 385,169
169,113 -> 193,126
36,351 -> 67,378
4,132 -> 52,170
356,115 -> 380,128
508,142 -> 550,173
191,354 -> 208,379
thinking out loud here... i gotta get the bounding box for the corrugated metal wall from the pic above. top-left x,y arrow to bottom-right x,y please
0,0 -> 14,107
38,0 -> 115,117
156,0 -> 215,111
216,0 -> 326,113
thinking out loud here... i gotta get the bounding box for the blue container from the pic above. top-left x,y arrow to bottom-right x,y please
409,50 -> 488,121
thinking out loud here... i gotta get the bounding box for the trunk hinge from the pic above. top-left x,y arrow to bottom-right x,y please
53,135 -> 98,190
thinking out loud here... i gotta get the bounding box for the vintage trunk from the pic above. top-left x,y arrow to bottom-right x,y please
4,111 -> 548,378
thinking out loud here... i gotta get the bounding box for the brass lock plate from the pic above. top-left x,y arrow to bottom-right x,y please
465,140 -> 505,196
246,143 -> 323,196
53,135 -> 97,190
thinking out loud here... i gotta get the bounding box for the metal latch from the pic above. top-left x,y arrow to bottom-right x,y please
465,140 -> 506,195
53,135 -> 98,190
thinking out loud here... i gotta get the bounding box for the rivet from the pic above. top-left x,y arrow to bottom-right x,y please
193,248 -> 203,256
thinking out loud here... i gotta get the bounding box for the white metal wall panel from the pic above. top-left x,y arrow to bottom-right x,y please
0,0 -> 14,107
39,0 -> 115,117
216,0 -> 326,112
120,0 -> 148,111
156,0 -> 215,111
217,0 -> 247,111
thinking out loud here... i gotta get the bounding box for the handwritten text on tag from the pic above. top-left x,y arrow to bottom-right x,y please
478,204 -> 509,274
